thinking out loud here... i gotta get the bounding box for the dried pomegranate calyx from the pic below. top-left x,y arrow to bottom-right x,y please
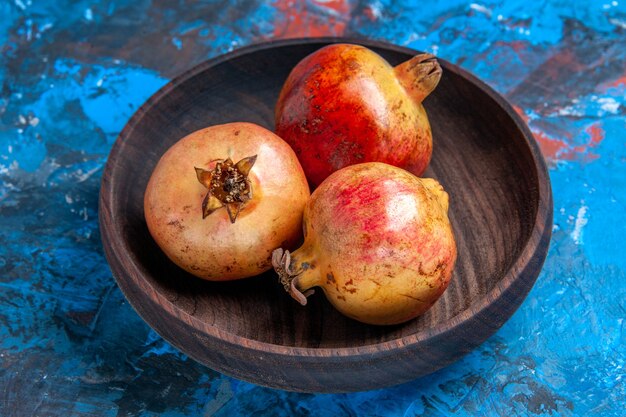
195,155 -> 257,223
272,248 -> 315,306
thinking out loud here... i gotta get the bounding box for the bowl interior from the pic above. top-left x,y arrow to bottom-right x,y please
108,42 -> 539,348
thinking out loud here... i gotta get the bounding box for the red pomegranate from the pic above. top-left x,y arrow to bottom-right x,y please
275,43 -> 442,187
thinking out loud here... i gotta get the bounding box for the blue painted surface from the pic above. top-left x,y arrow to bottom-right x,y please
1,1 -> 624,415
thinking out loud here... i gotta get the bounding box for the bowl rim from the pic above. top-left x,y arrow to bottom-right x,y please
99,36 -> 553,359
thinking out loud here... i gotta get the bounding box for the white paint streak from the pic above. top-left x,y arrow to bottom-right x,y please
25,19 -> 32,41
84,8 -> 93,21
571,205 -> 589,245
555,106 -> 584,117
76,166 -> 100,183
203,380 -> 233,416
609,18 -> 626,29
14,0 -> 26,10
470,3 -> 492,17
368,1 -> 383,20
597,97 -> 620,114
0,161 -> 19,175
405,33 -> 425,44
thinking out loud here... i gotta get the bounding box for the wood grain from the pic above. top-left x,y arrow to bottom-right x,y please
98,38 -> 553,393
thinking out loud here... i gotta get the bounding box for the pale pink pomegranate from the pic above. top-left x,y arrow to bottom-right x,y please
273,162 -> 456,325
145,122 -> 310,281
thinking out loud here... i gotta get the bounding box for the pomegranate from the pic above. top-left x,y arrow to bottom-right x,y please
144,122 -> 310,281
275,43 -> 442,187
272,163 -> 456,325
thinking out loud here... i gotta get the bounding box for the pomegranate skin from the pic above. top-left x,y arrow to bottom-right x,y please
144,122 -> 310,281
275,43 -> 441,188
273,163 -> 456,325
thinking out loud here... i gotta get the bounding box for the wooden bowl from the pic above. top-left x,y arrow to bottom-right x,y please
99,38 -> 552,393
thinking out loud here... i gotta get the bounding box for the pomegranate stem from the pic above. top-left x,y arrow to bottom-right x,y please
394,53 -> 442,103
272,248 -> 315,306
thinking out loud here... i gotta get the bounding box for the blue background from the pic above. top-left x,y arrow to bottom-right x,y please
1,1 -> 625,415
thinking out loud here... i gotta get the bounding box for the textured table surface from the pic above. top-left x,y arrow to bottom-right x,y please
1,1 -> 625,416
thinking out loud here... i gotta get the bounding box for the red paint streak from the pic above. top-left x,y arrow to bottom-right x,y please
513,105 -> 529,123
66,310 -> 96,327
562,123 -> 605,162
599,74 -> 626,91
533,130 -> 569,161
514,106 -> 604,162
513,106 -> 567,160
363,5 -> 378,21
541,49 -> 587,82
610,75 -> 626,87
508,40 -> 528,54
272,0 -> 351,38
312,0 -> 350,14
585,123 -> 605,147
